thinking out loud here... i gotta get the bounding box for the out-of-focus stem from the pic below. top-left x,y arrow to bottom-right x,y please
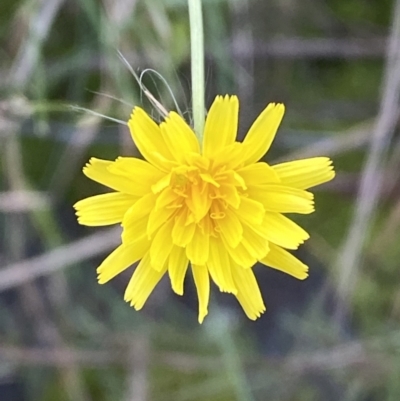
188,0 -> 205,143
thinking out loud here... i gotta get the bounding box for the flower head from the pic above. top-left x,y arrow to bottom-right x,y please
74,95 -> 334,322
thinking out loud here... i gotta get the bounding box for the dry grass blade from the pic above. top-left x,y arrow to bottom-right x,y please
233,37 -> 387,60
0,228 -> 121,292
335,0 -> 400,319
9,0 -> 65,88
277,120 -> 373,162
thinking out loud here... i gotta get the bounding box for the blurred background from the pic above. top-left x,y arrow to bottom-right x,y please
1,0 -> 400,400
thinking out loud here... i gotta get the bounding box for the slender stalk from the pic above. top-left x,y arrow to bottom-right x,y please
188,0 -> 205,142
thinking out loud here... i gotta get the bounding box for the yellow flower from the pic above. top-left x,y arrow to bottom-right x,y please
74,95 -> 334,323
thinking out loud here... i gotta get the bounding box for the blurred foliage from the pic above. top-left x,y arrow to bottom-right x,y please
1,0 -> 400,401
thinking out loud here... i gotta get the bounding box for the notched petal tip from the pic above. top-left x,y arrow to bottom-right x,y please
319,157 -> 336,182
264,102 -> 285,114
261,244 -> 310,280
72,201 -> 81,212
130,301 -> 143,311
172,287 -> 184,296
198,309 -> 208,324
222,94 -> 239,103
82,157 -> 97,174
298,271 -> 309,281
274,102 -> 285,110
217,285 -> 238,295
215,94 -> 239,110
249,306 -> 267,321
128,106 -> 143,121
241,304 -> 266,321
290,264 -> 309,281
241,101 -> 286,165
272,156 -> 336,190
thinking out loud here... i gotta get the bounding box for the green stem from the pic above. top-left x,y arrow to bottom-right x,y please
188,0 -> 205,143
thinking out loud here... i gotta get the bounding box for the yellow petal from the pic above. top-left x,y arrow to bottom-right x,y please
124,252 -> 168,310
241,225 -> 270,260
83,158 -> 141,195
108,157 -> 165,196
232,264 -> 265,320
226,170 -> 247,189
147,204 -> 177,237
168,245 -> 189,295
199,173 -> 220,187
262,212 -> 309,249
128,107 -> 174,170
223,238 -> 257,269
152,173 -> 171,194
236,162 -> 280,185
122,192 -> 156,223
247,184 -> 314,214
186,225 -> 210,265
213,142 -> 246,170
121,214 -> 148,244
172,210 -> 196,247
260,243 -> 309,280
241,103 -> 285,165
185,181 -> 212,222
207,237 -> 237,293
154,187 -> 181,211
74,192 -> 135,226
121,193 -> 156,243
191,264 -> 210,323
160,112 -> 200,162
217,209 -> 243,248
148,152 -> 179,171
149,218 -> 175,271
185,152 -> 210,171
97,238 -> 150,284
235,196 -> 265,226
203,95 -> 239,158
272,157 -> 335,189
219,184 -> 241,209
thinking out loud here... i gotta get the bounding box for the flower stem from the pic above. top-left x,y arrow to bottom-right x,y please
188,0 -> 205,142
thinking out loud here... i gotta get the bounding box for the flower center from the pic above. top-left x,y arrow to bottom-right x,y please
166,162 -> 243,231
